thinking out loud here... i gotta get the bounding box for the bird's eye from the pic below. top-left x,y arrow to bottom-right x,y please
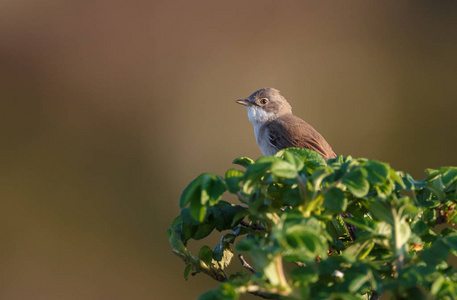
260,98 -> 268,105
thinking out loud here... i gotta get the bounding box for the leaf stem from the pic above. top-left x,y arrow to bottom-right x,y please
296,174 -> 307,204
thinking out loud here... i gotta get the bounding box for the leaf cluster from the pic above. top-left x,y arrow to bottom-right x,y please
168,148 -> 457,299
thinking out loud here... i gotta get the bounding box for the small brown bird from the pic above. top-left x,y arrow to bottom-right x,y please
236,88 -> 336,161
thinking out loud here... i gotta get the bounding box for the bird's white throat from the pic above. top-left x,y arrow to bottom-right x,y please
245,106 -> 276,155
244,106 -> 276,156
246,106 -> 275,125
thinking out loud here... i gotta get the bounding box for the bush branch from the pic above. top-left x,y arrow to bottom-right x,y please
238,254 -> 257,274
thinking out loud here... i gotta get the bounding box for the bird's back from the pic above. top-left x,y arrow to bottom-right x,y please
260,114 -> 336,161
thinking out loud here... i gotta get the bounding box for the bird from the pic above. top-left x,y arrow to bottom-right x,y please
236,88 -> 354,239
236,88 -> 336,161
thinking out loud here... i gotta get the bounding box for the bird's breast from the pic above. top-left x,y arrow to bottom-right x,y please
254,123 -> 277,156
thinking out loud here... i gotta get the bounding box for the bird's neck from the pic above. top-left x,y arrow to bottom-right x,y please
247,106 -> 280,126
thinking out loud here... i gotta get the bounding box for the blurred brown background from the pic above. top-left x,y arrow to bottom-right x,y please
1,1 -> 456,299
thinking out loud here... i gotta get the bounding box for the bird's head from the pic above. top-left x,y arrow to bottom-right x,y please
236,88 -> 292,125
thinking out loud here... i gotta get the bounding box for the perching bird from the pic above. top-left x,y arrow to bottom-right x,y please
236,88 -> 336,161
236,88 -> 355,239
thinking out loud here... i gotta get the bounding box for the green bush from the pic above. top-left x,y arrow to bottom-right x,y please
168,148 -> 457,299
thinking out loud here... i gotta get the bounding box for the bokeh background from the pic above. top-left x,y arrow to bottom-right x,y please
1,1 -> 456,299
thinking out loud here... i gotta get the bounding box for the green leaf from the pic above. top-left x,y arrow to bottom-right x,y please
248,190 -> 265,213
219,283 -> 238,299
403,173 -> 426,191
424,209 -> 437,225
427,174 -> 445,200
283,150 -> 305,171
336,294 -> 365,300
344,240 -> 374,261
180,207 -> 202,225
243,156 -> 276,194
328,215 -> 351,240
187,173 -> 226,222
281,224 -> 328,262
199,245 -> 214,265
198,290 -> 221,300
450,210 -> 457,224
282,187 -> 301,207
185,221 -> 216,241
168,227 -> 186,253
270,159 -> 298,178
235,237 -> 255,252
213,242 -> 224,262
232,156 -> 254,168
390,169 -> 406,189
184,264 -> 192,280
212,203 -> 247,231
348,273 -> 368,293
190,200 -> 207,224
375,182 -> 393,198
297,285 -> 310,299
290,266 -> 319,283
213,242 -> 234,269
344,217 -> 376,233
411,219 -> 428,235
225,169 -> 244,194
367,201 -> 394,225
180,173 -> 227,222
201,174 -> 227,206
198,283 -> 238,300
180,208 -> 216,241
276,147 -> 326,167
180,221 -> 194,242
230,210 -> 249,227
444,234 -> 457,252
342,169 -> 369,198
169,215 -> 182,231
421,238 -> 450,265
311,166 -> 333,191
180,174 -> 203,208
364,160 -> 390,185
323,187 -> 347,213
275,149 -> 305,171
181,202 -> 247,241
430,275 -> 445,295
426,167 -> 457,187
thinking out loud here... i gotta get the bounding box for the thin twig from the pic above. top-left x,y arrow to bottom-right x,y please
238,254 -> 257,274
248,289 -> 279,299
173,250 -> 278,299
240,220 -> 266,231
171,250 -> 227,282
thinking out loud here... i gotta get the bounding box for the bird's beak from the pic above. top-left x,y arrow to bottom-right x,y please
236,99 -> 250,106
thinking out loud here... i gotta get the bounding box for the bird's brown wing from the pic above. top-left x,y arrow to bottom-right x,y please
266,115 -> 336,160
